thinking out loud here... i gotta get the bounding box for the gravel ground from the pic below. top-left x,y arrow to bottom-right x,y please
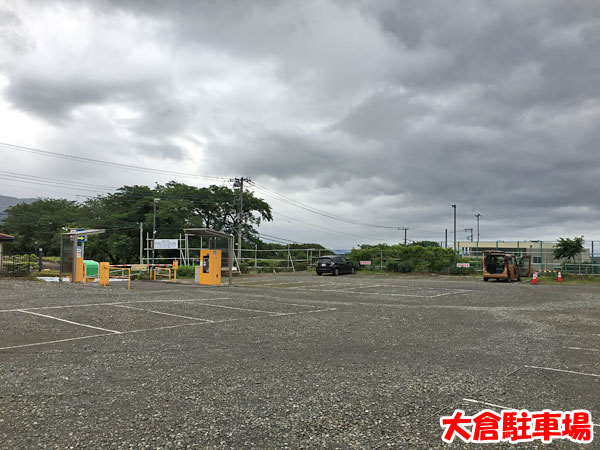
0,273 -> 599,449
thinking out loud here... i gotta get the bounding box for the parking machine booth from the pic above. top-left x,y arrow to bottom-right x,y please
184,228 -> 234,286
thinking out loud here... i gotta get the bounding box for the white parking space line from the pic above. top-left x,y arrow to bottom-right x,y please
462,399 -> 599,427
565,347 -> 600,352
463,398 -> 512,410
197,303 -> 284,315
17,310 -> 121,334
524,365 -> 600,378
1,305 -> 337,351
240,296 -> 322,309
0,297 -> 336,350
112,304 -> 214,322
252,281 -> 313,287
0,297 -> 234,313
0,333 -> 116,351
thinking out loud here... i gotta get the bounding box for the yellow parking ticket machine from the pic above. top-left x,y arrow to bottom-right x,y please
69,257 -> 84,283
199,249 -> 221,285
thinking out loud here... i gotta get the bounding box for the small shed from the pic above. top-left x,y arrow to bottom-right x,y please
183,228 -> 234,286
59,229 -> 105,283
0,233 -> 15,273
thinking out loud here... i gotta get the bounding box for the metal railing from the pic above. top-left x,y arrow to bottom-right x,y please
0,253 -> 34,276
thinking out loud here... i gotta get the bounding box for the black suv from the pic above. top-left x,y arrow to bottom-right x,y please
316,255 -> 355,276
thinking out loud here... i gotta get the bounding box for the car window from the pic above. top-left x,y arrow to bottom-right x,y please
317,258 -> 332,264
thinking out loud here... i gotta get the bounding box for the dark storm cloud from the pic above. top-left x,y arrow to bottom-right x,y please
2,0 -> 600,245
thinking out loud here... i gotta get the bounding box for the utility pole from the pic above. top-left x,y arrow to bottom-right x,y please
400,227 -> 409,245
474,213 -> 481,263
445,229 -> 448,249
139,222 -> 143,264
452,204 -> 457,266
232,177 -> 251,267
464,228 -> 474,242
152,198 -> 160,266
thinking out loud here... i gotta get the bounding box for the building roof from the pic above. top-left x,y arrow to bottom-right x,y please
183,228 -> 233,239
0,233 -> 15,241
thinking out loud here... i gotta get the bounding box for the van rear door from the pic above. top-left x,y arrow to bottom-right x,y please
518,256 -> 531,277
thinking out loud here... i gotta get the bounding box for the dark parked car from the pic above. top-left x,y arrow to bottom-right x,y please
316,255 -> 355,276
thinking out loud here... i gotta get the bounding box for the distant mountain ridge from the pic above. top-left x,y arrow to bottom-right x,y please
0,195 -> 37,222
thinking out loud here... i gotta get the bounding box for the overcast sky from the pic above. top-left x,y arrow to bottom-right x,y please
1,0 -> 599,249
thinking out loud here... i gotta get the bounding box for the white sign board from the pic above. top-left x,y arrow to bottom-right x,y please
360,261 -> 372,266
456,263 -> 470,268
154,239 -> 179,249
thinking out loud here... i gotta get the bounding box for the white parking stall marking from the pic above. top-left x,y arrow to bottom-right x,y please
1,304 -> 337,351
524,365 -> 600,378
463,398 -> 512,410
17,309 -> 122,334
565,346 -> 600,353
112,304 -> 214,322
194,303 -> 286,315
462,399 -> 599,427
0,297 -> 235,313
0,333 -> 116,351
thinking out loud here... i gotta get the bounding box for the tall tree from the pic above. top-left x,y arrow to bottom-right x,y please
553,236 -> 585,263
0,199 -> 82,254
0,182 -> 274,263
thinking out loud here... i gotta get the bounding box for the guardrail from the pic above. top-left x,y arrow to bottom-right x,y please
148,262 -> 178,281
108,266 -> 131,290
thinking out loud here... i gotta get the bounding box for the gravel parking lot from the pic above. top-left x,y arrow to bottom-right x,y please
1,273 -> 599,448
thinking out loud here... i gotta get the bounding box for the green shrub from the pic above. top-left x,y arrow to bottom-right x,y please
239,262 -> 249,274
294,262 -> 308,271
176,265 -> 196,278
398,261 -> 414,273
387,262 -> 399,272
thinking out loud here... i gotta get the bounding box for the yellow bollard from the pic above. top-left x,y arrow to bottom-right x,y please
99,262 -> 110,287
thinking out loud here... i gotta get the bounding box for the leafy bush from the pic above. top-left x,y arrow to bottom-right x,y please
387,262 -> 399,272
398,261 -> 414,273
176,265 -> 196,278
350,244 -> 455,274
294,262 -> 308,271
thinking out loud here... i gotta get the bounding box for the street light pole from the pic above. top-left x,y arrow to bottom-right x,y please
452,204 -> 457,266
152,198 -> 160,266
474,213 -> 481,263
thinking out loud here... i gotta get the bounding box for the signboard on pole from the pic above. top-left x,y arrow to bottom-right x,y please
70,228 -> 86,242
154,239 -> 179,249
360,261 -> 372,266
456,263 -> 470,268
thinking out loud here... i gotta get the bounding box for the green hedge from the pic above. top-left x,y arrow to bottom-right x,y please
350,244 -> 470,273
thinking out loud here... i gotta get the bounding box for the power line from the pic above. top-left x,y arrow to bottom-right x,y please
273,212 -> 388,242
257,232 -> 299,244
0,171 -> 119,192
1,141 -> 437,239
250,182 -> 403,230
0,141 -> 227,181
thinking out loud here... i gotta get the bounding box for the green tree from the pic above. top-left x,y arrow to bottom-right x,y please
0,199 -> 82,255
412,240 -> 441,248
0,182 -> 274,264
553,236 -> 585,264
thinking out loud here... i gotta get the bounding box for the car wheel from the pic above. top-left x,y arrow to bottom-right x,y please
317,272 -> 322,276
333,268 -> 339,276
483,277 -> 489,282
